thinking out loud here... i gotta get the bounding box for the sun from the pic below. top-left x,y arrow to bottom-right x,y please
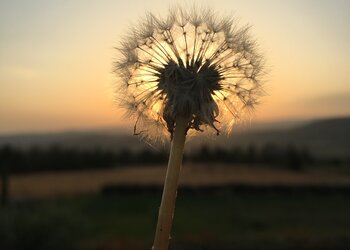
114,7 -> 265,141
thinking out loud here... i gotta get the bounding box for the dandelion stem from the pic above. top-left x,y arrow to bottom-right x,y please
152,117 -> 187,250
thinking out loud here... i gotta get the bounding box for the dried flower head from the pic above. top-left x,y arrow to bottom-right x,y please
114,6 -> 265,141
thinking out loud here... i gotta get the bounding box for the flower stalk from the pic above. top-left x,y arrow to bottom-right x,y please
153,117 -> 187,250
114,6 -> 266,250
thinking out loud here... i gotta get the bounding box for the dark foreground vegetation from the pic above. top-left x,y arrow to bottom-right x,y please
1,143 -> 348,174
0,188 -> 349,250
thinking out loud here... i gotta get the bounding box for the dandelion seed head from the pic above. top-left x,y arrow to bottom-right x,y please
114,6 -> 265,142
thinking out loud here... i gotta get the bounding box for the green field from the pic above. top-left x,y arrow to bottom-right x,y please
1,189 -> 350,250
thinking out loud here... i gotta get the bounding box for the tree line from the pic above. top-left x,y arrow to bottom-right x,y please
0,143 -> 319,174
0,143 -> 347,206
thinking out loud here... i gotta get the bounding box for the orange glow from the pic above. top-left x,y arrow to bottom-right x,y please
1,1 -> 349,134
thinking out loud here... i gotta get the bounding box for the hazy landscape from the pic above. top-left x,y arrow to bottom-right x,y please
2,116 -> 350,157
1,116 -> 350,250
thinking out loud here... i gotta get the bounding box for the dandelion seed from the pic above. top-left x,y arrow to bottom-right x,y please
114,6 -> 265,142
113,6 -> 266,250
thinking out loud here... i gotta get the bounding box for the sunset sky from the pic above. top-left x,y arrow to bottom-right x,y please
1,0 -> 350,134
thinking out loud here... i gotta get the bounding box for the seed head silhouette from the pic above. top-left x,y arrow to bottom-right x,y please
114,7 -> 265,141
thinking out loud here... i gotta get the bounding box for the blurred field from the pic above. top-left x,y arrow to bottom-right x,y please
1,189 -> 350,250
2,164 -> 350,250
6,164 -> 350,199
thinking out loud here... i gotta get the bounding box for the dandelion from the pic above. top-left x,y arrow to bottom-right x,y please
114,6 -> 265,250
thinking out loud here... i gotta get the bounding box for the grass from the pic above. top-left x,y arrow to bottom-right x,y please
8,164 -> 350,200
2,189 -> 349,250
173,191 -> 350,248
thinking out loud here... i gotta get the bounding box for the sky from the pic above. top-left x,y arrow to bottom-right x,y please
1,0 -> 350,134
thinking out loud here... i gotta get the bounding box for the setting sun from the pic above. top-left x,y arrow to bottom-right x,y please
1,0 -> 349,134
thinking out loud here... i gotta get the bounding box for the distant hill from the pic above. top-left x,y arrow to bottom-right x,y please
0,117 -> 349,158
0,130 -> 144,152
193,116 -> 350,158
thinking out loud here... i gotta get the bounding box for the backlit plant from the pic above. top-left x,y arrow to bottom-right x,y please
114,6 -> 265,250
